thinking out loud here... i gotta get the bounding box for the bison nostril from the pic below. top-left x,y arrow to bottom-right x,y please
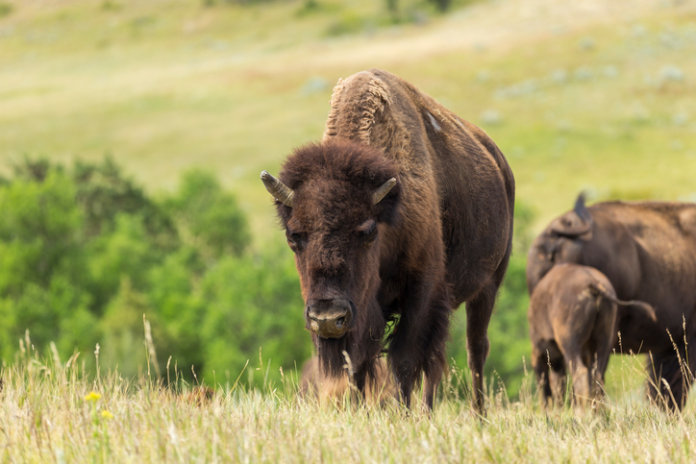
335,317 -> 345,329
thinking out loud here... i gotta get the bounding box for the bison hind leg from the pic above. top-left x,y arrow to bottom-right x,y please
465,283 -> 498,414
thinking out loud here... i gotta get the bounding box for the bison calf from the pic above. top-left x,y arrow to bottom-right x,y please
529,263 -> 656,406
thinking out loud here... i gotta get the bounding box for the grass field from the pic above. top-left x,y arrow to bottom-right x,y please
3,343 -> 696,463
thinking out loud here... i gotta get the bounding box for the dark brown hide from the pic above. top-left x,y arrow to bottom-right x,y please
529,263 -> 655,407
265,69 -> 515,411
299,355 -> 396,404
527,194 -> 696,410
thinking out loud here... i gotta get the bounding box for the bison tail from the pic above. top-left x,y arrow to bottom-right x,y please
616,299 -> 658,322
589,283 -> 658,322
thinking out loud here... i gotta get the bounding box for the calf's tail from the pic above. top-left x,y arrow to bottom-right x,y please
590,283 -> 657,322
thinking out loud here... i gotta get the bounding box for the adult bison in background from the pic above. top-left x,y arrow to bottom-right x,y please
529,263 -> 656,407
527,194 -> 696,410
262,69 -> 515,411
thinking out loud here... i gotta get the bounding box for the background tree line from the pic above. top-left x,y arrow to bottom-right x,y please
0,157 -> 531,395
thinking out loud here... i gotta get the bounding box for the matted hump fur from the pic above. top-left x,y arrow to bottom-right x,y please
323,72 -> 392,146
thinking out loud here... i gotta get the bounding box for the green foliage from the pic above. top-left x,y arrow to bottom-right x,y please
0,2 -> 12,18
0,158 -> 305,387
198,247 -> 309,383
0,169 -> 96,359
163,170 -> 250,260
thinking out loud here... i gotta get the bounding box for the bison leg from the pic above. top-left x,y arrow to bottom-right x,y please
533,357 -> 551,406
465,284 -> 497,414
588,328 -> 614,402
646,347 -> 693,411
566,353 -> 591,407
532,341 -> 561,406
538,340 -> 567,405
388,282 -> 450,409
421,303 -> 450,409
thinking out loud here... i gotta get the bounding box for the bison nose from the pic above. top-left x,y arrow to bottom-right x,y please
306,299 -> 353,339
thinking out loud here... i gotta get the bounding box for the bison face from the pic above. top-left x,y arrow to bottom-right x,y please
526,193 -> 593,293
261,141 -> 399,343
287,208 -> 384,340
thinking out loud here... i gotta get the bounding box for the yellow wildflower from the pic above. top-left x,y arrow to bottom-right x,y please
101,410 -> 114,419
84,391 -> 101,402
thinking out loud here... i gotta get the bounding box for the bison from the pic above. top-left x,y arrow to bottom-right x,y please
261,69 -> 515,411
527,194 -> 696,410
529,263 -> 656,407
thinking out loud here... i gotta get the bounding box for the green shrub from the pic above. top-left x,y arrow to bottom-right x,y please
163,169 -> 250,261
198,245 -> 310,386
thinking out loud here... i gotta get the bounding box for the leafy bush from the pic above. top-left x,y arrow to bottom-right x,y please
0,158 -> 304,388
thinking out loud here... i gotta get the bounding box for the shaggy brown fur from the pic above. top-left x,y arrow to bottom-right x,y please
264,69 -> 515,411
299,355 -> 396,404
527,194 -> 696,410
529,263 -> 656,407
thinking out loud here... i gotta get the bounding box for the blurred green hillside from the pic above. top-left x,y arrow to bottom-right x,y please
2,0 -> 695,236
0,0 -> 695,399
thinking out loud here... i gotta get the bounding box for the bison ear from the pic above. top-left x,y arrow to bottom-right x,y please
573,192 -> 592,223
260,170 -> 294,207
549,193 -> 593,240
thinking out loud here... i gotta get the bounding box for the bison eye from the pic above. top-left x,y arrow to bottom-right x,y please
356,219 -> 377,244
286,231 -> 306,253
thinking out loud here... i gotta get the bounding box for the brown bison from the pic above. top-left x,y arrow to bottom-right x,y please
529,263 -> 656,406
299,355 -> 396,404
527,194 -> 696,410
261,69 -> 515,411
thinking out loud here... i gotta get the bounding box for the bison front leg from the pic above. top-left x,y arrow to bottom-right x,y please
421,301 -> 450,409
388,281 -> 450,409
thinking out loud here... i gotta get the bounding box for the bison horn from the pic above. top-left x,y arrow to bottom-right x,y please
260,170 -> 294,207
372,177 -> 397,205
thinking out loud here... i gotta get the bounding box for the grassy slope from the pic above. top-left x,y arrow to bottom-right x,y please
1,0 -> 695,238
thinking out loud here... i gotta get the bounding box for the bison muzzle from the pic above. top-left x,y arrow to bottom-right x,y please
305,298 -> 354,339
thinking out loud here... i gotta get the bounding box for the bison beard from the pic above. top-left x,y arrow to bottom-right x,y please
262,69 -> 515,411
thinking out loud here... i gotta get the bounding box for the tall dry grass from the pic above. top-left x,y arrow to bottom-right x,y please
2,331 -> 696,463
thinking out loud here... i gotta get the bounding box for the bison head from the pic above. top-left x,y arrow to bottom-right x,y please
261,140 -> 400,374
526,193 -> 593,293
